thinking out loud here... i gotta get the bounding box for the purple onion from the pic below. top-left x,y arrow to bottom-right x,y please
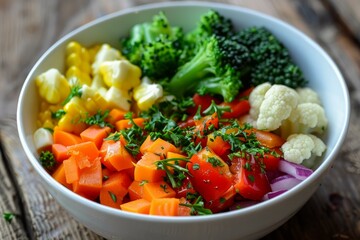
278,159 -> 313,180
270,174 -> 302,191
262,189 -> 287,200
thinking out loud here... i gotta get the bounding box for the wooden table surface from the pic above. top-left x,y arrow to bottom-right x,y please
1,0 -> 360,239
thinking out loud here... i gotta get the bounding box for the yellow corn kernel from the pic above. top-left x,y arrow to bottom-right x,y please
38,109 -> 52,123
66,66 -> 92,86
92,91 -> 109,110
58,115 -> 87,135
82,98 -> 98,115
66,53 -> 91,73
42,119 -> 55,129
66,41 -> 83,56
63,97 -> 87,116
88,44 -> 101,62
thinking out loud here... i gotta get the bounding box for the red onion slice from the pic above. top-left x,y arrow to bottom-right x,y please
270,174 -> 302,191
262,189 -> 287,200
278,159 -> 313,180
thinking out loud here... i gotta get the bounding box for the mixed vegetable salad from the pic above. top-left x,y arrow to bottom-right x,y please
33,10 -> 328,216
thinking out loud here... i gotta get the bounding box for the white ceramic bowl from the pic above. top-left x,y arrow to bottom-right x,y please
17,2 -> 350,240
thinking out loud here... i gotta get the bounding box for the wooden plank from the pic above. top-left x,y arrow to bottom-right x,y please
325,0 -> 360,44
0,118 -> 103,239
0,137 -> 28,239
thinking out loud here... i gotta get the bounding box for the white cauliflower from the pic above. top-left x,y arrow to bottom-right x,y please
288,102 -> 328,134
249,84 -> 298,131
249,83 -> 328,164
281,133 -> 326,164
105,86 -> 132,111
249,82 -> 272,120
249,83 -> 328,138
99,60 -> 141,91
296,87 -> 321,104
133,77 -> 163,111
92,44 -> 123,75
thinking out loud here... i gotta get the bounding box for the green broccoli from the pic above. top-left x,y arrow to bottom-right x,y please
39,150 -> 56,171
121,12 -> 184,80
235,26 -> 307,88
166,35 -> 251,102
182,10 -> 235,62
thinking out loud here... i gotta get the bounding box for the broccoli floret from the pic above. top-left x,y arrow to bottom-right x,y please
121,12 -> 184,80
166,35 -> 251,102
141,36 -> 182,79
182,10 -> 234,62
235,26 -> 307,88
39,150 -> 56,171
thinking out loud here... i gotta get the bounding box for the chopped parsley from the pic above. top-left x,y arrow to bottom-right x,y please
156,158 -> 190,188
207,157 -> 224,167
62,85 -> 82,105
39,150 -> 56,171
51,109 -> 66,119
82,110 -> 113,128
108,191 -> 117,203
180,196 -> 212,216
3,212 -> 15,223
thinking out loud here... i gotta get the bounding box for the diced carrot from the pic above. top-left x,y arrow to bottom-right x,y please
100,140 -> 135,172
142,181 -> 176,201
63,155 -> 80,184
67,141 -> 99,169
146,138 -> 181,159
53,127 -> 82,146
134,152 -> 165,182
99,171 -> 132,209
248,129 -> 286,148
80,125 -> 111,149
107,108 -> 127,125
149,198 -> 180,216
52,143 -> 69,162
72,158 -> 102,200
115,118 -> 145,131
102,168 -> 113,181
123,165 -> 135,180
139,135 -> 154,154
128,180 -> 145,201
121,199 -> 151,214
52,163 -> 72,189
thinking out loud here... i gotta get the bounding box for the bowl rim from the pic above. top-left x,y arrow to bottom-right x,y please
17,0 -> 350,223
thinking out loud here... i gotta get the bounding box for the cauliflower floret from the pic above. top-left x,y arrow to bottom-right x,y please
249,82 -> 272,120
35,68 -> 70,104
254,84 -> 299,131
33,128 -> 54,152
99,60 -> 141,91
133,77 -> 163,111
92,44 -> 123,74
281,133 -> 326,164
288,102 -> 328,134
105,86 -> 132,111
249,83 -> 328,139
296,87 -> 321,104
